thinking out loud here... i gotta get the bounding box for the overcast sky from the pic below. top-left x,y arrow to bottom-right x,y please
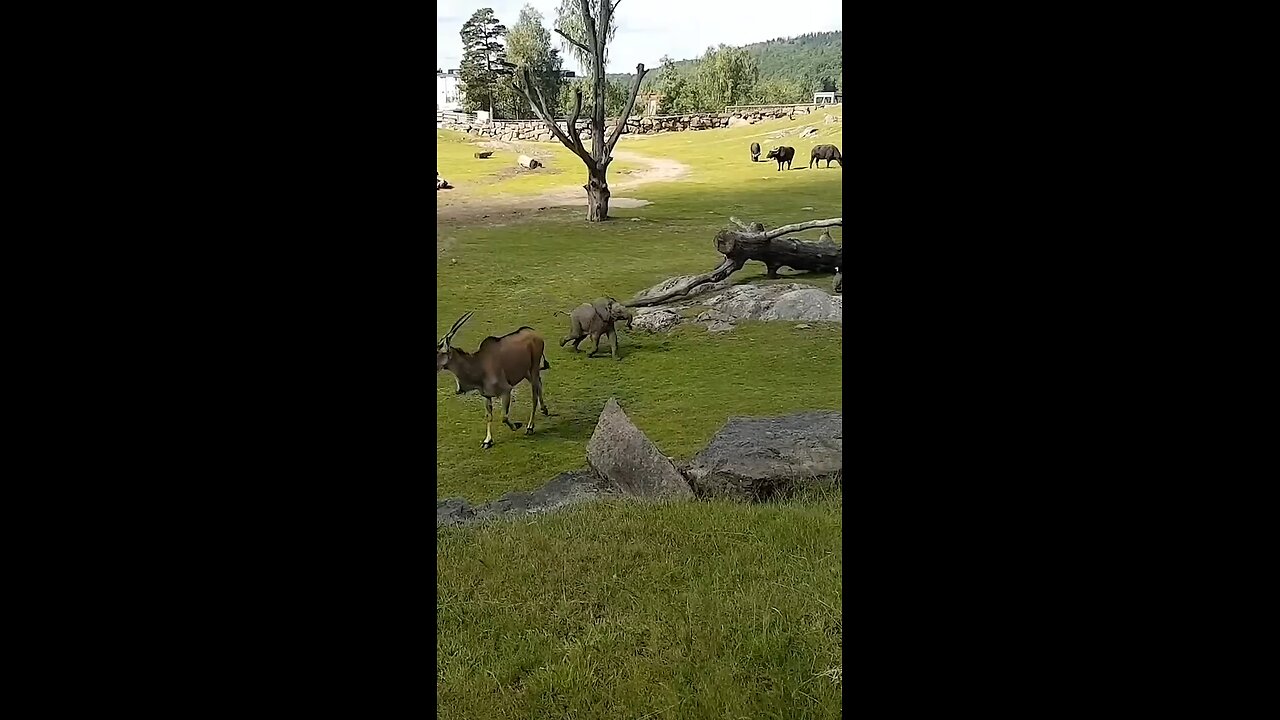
437,0 -> 842,74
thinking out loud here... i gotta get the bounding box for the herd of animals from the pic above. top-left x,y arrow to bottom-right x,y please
438,138 -> 842,450
749,141 -> 843,171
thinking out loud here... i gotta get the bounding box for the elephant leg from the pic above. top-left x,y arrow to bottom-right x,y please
501,391 -> 521,430
482,397 -> 494,449
610,330 -> 619,360
588,333 -> 601,356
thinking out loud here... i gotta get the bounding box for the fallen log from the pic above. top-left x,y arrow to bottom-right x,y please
628,216 -> 842,306
518,154 -> 542,169
474,151 -> 494,159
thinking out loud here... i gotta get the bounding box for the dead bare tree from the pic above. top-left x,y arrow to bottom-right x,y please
629,217 -> 843,307
510,0 -> 647,222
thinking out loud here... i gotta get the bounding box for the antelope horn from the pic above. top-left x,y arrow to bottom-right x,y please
444,311 -> 473,341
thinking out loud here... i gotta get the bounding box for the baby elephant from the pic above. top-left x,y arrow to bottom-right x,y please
560,297 -> 633,360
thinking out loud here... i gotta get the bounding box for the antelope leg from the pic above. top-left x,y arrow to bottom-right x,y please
482,397 -> 494,449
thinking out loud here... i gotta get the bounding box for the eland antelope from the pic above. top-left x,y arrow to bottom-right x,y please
436,311 -> 551,449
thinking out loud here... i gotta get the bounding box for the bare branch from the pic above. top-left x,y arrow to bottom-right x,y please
606,63 -> 649,155
627,257 -> 741,307
578,0 -> 599,60
568,88 -> 583,135
764,218 -> 843,239
513,70 -> 592,164
612,0 -> 622,12
553,28 -> 590,55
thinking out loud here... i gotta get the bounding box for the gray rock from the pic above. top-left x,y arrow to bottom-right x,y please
586,398 -> 694,499
480,470 -> 612,519
630,275 -> 733,306
682,411 -> 843,501
437,498 -> 475,527
833,271 -> 842,294
437,470 -> 612,528
632,307 -> 683,333
761,288 -> 840,322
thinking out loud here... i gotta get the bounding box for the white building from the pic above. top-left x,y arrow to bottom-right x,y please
813,91 -> 842,106
437,69 -> 464,112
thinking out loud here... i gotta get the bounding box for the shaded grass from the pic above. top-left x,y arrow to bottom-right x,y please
437,490 -> 842,719
437,108 -> 844,502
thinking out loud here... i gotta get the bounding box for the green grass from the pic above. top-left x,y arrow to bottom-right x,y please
436,109 -> 843,720
437,108 -> 843,502
437,129 -> 644,197
437,491 -> 842,719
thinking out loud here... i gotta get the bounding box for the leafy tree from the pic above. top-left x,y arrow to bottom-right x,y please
654,55 -> 693,114
459,8 -> 513,118
505,5 -> 564,120
694,45 -> 758,110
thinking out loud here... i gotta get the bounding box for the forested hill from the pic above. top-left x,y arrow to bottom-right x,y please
607,31 -> 842,94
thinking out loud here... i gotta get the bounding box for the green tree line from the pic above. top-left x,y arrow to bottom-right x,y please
459,6 -> 841,118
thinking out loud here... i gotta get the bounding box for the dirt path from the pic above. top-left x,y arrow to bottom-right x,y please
435,145 -> 690,224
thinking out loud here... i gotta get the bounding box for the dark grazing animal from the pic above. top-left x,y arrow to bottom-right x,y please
750,142 -> 761,162
810,144 -> 843,168
436,312 -> 551,449
765,146 -> 795,171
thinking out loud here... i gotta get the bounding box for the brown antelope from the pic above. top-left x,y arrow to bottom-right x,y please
436,311 -> 551,449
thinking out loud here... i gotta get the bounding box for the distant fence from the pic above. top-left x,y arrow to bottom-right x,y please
437,110 -> 476,125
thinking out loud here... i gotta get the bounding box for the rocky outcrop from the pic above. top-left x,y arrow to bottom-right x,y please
629,281 -> 842,334
437,401 -> 843,528
586,399 -> 693,499
436,470 -> 612,528
631,307 -> 683,333
683,411 -> 843,501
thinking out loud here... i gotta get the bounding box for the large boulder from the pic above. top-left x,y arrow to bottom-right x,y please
682,411 -> 843,501
631,307 -> 683,333
761,288 -> 841,322
586,398 -> 693,499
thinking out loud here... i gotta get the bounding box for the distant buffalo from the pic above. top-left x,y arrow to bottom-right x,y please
750,142 -> 761,162
810,144 -> 843,169
765,146 -> 795,171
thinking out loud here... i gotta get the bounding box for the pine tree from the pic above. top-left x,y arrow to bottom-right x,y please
459,8 -> 512,118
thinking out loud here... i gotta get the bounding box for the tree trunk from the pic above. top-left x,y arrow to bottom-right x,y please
715,229 -> 840,277
627,216 -> 842,307
585,168 -> 610,222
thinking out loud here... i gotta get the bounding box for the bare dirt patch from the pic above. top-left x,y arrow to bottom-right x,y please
436,147 -> 689,225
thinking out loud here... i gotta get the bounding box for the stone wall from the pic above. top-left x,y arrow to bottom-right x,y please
436,104 -> 835,142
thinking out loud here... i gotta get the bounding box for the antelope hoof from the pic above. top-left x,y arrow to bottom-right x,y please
524,427 -> 535,436
541,406 -> 550,416
481,439 -> 493,449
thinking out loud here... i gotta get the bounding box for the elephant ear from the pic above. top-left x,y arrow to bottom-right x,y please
592,299 -> 611,323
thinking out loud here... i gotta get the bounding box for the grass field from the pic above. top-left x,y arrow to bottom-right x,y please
437,108 -> 843,502
437,108 -> 843,719
437,129 -> 645,197
437,491 -> 842,720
